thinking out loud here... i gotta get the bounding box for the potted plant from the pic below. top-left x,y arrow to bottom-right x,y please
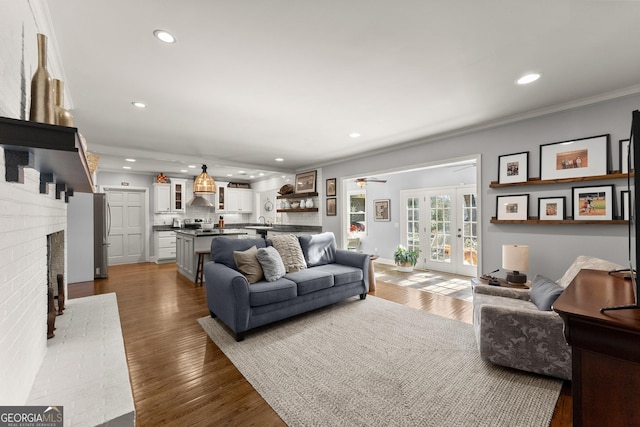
394,245 -> 419,272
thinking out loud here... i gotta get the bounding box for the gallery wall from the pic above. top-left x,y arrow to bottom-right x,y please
321,93 -> 639,280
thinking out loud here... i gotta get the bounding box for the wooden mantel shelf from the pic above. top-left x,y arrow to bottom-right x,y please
0,116 -> 94,196
490,216 -> 628,225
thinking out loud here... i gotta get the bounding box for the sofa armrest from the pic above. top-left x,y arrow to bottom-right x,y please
203,261 -> 251,334
473,284 -> 531,300
334,249 -> 370,291
475,303 -> 571,380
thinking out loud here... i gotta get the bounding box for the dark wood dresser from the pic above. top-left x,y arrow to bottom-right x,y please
553,269 -> 640,427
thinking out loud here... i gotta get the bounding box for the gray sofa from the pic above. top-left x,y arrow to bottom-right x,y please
203,232 -> 370,341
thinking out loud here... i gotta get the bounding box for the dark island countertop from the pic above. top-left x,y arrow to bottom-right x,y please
153,223 -> 322,233
174,229 -> 248,237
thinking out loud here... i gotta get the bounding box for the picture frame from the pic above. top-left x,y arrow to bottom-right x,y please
620,139 -> 631,173
326,198 -> 336,216
294,170 -> 317,194
496,194 -> 529,220
326,178 -> 336,196
373,199 -> 390,221
539,134 -> 609,180
621,190 -> 630,221
498,151 -> 529,184
572,184 -> 614,221
538,196 -> 566,221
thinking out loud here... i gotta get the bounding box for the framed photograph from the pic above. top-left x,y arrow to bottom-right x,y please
539,134 -> 609,180
326,178 -> 336,196
498,151 -> 529,184
621,190 -> 630,221
538,196 -> 566,220
572,185 -> 614,221
496,194 -> 529,220
294,170 -> 317,194
620,139 -> 631,173
374,199 -> 390,221
326,198 -> 336,216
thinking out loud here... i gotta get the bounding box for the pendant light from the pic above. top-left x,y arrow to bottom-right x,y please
193,164 -> 216,194
187,164 -> 216,207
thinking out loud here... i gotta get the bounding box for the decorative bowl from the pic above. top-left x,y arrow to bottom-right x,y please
290,201 -> 300,209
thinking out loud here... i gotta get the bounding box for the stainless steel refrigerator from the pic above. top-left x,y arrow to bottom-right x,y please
94,193 -> 110,278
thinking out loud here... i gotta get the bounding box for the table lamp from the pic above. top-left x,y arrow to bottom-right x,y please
502,244 -> 529,284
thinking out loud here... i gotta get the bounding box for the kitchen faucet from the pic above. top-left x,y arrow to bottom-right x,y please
258,216 -> 266,225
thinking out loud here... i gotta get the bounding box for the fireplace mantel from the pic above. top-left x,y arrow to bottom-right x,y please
0,116 -> 94,198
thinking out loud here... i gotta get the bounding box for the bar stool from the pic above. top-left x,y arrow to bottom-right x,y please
195,250 -> 210,286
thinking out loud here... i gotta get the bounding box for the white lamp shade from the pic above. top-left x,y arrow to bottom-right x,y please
502,244 -> 529,272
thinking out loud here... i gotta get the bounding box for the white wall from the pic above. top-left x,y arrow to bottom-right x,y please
322,94 -> 639,280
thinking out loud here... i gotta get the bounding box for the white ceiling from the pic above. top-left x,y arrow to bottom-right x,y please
45,0 -> 640,182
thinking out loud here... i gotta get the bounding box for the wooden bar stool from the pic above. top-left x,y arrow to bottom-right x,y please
195,250 -> 210,286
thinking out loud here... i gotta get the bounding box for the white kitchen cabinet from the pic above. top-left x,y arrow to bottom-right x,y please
176,234 -> 195,277
154,184 -> 171,213
155,231 -> 176,263
171,178 -> 187,213
226,188 -> 253,213
214,181 -> 228,212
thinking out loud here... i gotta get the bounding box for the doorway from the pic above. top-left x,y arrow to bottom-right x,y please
400,185 -> 477,277
104,188 -> 147,265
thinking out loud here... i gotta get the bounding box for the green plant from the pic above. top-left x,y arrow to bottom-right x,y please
394,245 -> 419,266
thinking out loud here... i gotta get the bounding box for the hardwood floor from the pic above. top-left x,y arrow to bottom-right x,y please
68,262 -> 571,426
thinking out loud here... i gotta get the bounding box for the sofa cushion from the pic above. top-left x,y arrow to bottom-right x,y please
270,234 -> 307,273
285,268 -> 334,295
313,263 -> 363,286
249,278 -> 297,307
530,275 -> 564,311
233,245 -> 264,284
211,237 -> 268,270
256,246 -> 287,281
298,232 -> 337,267
556,255 -> 624,288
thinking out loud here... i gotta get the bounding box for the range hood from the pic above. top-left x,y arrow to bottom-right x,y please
187,194 -> 214,207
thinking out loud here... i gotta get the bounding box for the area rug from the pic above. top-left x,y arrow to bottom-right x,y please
198,296 -> 561,427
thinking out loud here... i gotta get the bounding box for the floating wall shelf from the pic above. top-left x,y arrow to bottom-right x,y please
489,172 -> 631,188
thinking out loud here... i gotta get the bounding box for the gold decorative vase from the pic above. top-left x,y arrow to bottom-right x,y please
29,33 -> 54,124
53,79 -> 74,126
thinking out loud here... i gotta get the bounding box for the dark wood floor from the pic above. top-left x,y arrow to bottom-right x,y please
68,262 -> 571,426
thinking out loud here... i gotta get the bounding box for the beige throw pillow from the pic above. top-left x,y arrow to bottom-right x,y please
270,234 -> 307,273
233,245 -> 264,284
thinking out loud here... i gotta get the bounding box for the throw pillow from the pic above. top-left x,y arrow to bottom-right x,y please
232,245 -> 264,284
256,246 -> 287,282
269,234 -> 307,273
530,274 -> 564,311
298,232 -> 337,267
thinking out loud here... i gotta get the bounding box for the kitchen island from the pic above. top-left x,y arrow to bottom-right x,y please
175,229 -> 248,283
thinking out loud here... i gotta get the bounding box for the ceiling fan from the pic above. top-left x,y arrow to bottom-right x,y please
356,177 -> 387,188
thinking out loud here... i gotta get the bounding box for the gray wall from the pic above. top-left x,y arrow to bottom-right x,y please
322,94 -> 639,280
67,193 -> 94,283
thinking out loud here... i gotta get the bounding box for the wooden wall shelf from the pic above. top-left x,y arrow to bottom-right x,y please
276,192 -> 318,199
277,208 -> 319,213
0,116 -> 93,197
490,217 -> 628,225
489,172 -> 631,188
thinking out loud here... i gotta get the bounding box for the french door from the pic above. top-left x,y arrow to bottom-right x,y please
400,185 -> 477,276
105,188 -> 146,265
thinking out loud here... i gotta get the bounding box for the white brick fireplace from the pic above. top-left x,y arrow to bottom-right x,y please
0,148 -> 67,404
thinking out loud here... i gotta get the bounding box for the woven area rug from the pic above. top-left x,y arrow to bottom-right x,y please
198,296 -> 561,427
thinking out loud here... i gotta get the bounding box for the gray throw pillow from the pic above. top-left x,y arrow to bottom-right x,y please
256,246 -> 287,282
530,274 -> 564,311
298,232 -> 337,267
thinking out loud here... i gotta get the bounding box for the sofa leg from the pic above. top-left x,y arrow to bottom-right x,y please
360,293 -> 367,300
234,332 -> 245,342
210,310 -> 217,318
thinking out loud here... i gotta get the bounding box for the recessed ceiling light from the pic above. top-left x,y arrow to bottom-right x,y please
125,158 -> 136,162
250,175 -> 255,178
180,169 -> 188,173
275,158 -> 284,162
227,173 -> 233,177
238,170 -> 245,174
188,165 -> 197,168
132,101 -> 146,108
516,73 -> 541,85
123,166 -> 131,170
349,132 -> 361,138
258,172 -> 265,176
153,30 -> 176,44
